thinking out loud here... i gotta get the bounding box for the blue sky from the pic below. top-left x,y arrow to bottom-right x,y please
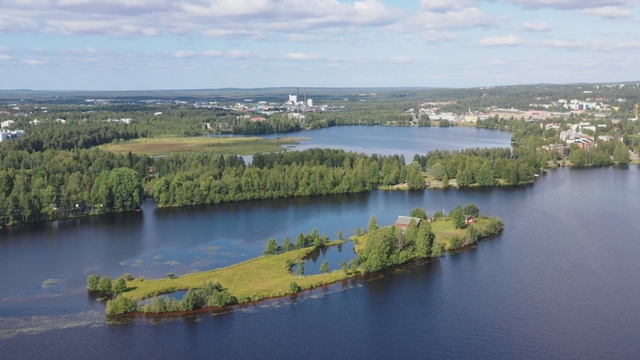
1,0 -> 639,90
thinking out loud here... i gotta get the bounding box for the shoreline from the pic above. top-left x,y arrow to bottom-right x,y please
105,216 -> 504,316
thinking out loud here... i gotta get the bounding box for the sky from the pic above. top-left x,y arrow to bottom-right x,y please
1,0 -> 640,90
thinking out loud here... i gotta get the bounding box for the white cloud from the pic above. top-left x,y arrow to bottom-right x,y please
203,50 -> 223,57
282,53 -> 321,61
479,34 -> 522,46
226,50 -> 255,59
582,6 -> 633,18
420,0 -> 478,11
489,59 -> 505,65
421,30 -> 458,42
0,54 -> 12,61
408,8 -> 505,31
202,29 -> 263,39
174,50 -> 196,58
23,58 -> 48,65
539,38 -> 640,51
505,0 -> 638,10
520,21 -> 553,31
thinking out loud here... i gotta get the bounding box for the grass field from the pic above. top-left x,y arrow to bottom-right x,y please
352,218 -> 494,252
100,136 -> 308,156
123,240 -> 349,302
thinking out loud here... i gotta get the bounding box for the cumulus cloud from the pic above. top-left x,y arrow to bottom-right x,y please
226,50 -> 255,59
202,29 -> 263,39
408,7 -> 505,30
0,54 -> 12,61
479,34 -> 522,46
582,6 -> 633,18
23,58 -> 48,65
505,0 -> 637,10
174,50 -> 196,58
420,0 -> 478,12
282,53 -> 321,61
539,38 -> 640,51
0,0 -> 402,37
202,50 -> 223,57
520,21 -> 553,31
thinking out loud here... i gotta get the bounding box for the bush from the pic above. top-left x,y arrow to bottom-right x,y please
86,274 -> 100,291
98,276 -> 112,294
106,296 -> 137,315
123,273 -> 134,281
167,272 -> 176,279
112,277 -> 127,294
289,282 -> 300,293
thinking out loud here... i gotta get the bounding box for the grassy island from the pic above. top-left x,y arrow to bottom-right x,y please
97,205 -> 503,316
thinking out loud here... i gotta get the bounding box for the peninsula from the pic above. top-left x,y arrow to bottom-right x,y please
94,205 -> 504,315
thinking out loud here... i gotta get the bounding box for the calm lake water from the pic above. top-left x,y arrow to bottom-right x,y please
1,127 -> 640,359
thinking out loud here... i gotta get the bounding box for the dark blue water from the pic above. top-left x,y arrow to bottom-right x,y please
1,127 -> 639,359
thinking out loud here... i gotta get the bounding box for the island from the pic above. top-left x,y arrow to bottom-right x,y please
90,204 -> 504,315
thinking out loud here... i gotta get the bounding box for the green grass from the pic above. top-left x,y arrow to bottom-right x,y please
352,218 -> 495,251
99,136 -> 308,156
123,240 -> 349,302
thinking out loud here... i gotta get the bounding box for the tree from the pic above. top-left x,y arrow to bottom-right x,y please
106,296 -> 136,315
108,168 -> 143,211
337,231 -> 343,240
320,260 -> 330,274
113,277 -> 127,294
86,274 -> 100,291
282,237 -> 293,251
297,261 -> 305,276
410,208 -> 427,219
368,215 -> 379,232
430,163 -> 446,181
296,233 -> 305,248
452,209 -> 466,229
290,282 -> 300,293
181,289 -> 200,311
263,237 -> 279,255
463,203 -> 480,217
341,260 -> 349,274
356,226 -> 361,236
98,276 -> 112,294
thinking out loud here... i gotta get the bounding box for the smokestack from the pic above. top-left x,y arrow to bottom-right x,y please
304,87 -> 307,103
297,87 -> 299,100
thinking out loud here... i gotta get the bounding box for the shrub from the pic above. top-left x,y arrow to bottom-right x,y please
86,274 -> 100,291
106,296 -> 136,315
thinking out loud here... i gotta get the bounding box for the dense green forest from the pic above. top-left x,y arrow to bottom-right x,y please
1,84 -> 638,226
149,149 -> 425,208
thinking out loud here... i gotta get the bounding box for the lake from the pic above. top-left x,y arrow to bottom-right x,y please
1,127 -> 640,359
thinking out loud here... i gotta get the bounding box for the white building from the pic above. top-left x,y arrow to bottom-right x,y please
288,95 -> 297,103
307,99 -> 313,107
1,120 -> 15,128
0,130 -> 25,142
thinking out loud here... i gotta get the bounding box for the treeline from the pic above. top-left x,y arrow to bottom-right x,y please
304,110 -> 414,129
0,148 -> 147,226
415,148 -> 539,186
1,122 -> 142,152
149,149 -> 426,208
